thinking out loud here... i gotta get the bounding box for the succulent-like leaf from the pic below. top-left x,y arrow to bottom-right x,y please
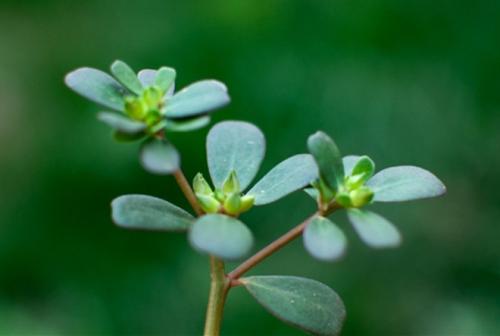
137,69 -> 156,87
111,194 -> 194,231
164,115 -> 211,132
347,209 -> 401,248
366,166 -> 446,202
189,214 -> 253,260
140,139 -> 180,175
247,154 -> 318,205
207,121 -> 265,190
110,60 -> 143,95
351,156 -> 375,180
65,67 -> 127,111
97,112 -> 146,134
241,276 -> 346,336
343,155 -> 360,176
155,67 -> 176,93
303,216 -> 347,261
165,80 -> 230,118
307,131 -> 344,191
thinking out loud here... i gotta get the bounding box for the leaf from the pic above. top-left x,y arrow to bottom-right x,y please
189,214 -> 253,260
247,154 -> 318,205
140,139 -> 180,175
304,188 -> 319,201
303,216 -> 346,261
241,276 -> 346,336
65,67 -> 127,111
111,194 -> 194,231
343,155 -> 360,176
207,121 -> 265,190
164,116 -> 210,132
97,112 -> 146,134
137,69 -> 157,87
351,156 -> 375,180
165,80 -> 230,118
307,131 -> 344,191
110,60 -> 143,95
347,209 -> 401,248
366,166 -> 446,202
155,67 -> 176,93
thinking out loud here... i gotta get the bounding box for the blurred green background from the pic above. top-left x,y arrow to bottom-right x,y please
1,0 -> 500,335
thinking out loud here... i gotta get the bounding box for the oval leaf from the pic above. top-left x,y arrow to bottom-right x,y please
347,209 -> 401,248
189,214 -> 253,260
241,276 -> 346,336
307,131 -> 344,191
110,60 -> 143,95
304,216 -> 347,261
155,67 -> 176,93
65,67 -> 127,111
164,115 -> 210,132
247,154 -> 318,205
165,80 -> 230,118
111,194 -> 194,231
137,69 -> 156,87
97,112 -> 146,134
140,139 -> 180,175
366,166 -> 446,202
207,121 -> 265,190
343,155 -> 360,176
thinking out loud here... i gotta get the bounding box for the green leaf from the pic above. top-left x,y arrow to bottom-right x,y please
303,216 -> 346,261
155,67 -> 176,93
241,276 -> 345,336
140,139 -> 180,175
65,67 -> 127,111
137,69 -> 156,87
164,116 -> 210,132
111,194 -> 194,231
347,209 -> 401,248
165,80 -> 230,118
304,187 -> 319,201
343,155 -> 360,176
207,121 -> 265,190
110,60 -> 143,95
366,166 -> 446,202
97,112 -> 146,134
351,156 -> 375,179
307,131 -> 344,191
189,214 -> 253,260
247,154 -> 318,205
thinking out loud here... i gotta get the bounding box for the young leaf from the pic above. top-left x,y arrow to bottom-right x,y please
189,214 -> 253,260
207,121 -> 265,190
111,194 -> 194,231
347,209 -> 401,248
247,154 -> 318,205
241,276 -> 345,336
97,112 -> 146,134
164,116 -> 210,132
366,166 -> 446,202
351,156 -> 375,180
165,80 -> 230,118
342,155 -> 360,176
307,131 -> 344,191
137,69 -> 157,87
155,67 -> 176,93
303,216 -> 347,261
110,60 -> 143,95
140,139 -> 180,175
65,67 -> 127,111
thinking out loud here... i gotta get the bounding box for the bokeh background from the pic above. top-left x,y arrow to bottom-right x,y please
1,0 -> 500,335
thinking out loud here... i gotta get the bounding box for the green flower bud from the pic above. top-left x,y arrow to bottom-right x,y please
335,191 -> 352,208
344,173 -> 366,190
196,193 -> 221,214
239,195 -> 255,213
223,193 -> 241,216
350,186 -> 374,208
193,173 -> 213,195
125,96 -> 147,120
143,86 -> 163,109
222,170 -> 240,194
214,189 -> 225,202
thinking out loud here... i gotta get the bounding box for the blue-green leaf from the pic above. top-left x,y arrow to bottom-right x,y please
137,69 -> 156,87
111,194 -> 194,231
241,276 -> 345,336
140,139 -> 180,175
164,115 -> 210,132
343,155 -> 360,176
207,121 -> 265,190
366,166 -> 446,202
165,80 -> 230,118
155,67 -> 176,93
97,112 -> 146,134
110,60 -> 143,95
307,131 -> 344,191
189,214 -> 253,260
347,209 -> 401,248
247,154 -> 318,205
304,216 -> 346,261
65,67 -> 127,111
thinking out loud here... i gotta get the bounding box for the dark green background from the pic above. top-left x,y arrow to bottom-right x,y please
1,0 -> 499,334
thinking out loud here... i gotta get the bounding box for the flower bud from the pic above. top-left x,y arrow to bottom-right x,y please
239,195 -> 255,213
143,86 -> 162,108
335,191 -> 352,208
196,193 -> 220,214
125,96 -> 147,120
222,170 -> 240,194
223,193 -> 241,216
193,173 -> 213,195
350,186 -> 374,208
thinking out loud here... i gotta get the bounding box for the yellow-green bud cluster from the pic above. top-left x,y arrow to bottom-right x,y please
124,86 -> 165,127
193,171 -> 255,216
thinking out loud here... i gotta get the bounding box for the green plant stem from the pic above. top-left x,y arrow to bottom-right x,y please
204,256 -> 230,335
